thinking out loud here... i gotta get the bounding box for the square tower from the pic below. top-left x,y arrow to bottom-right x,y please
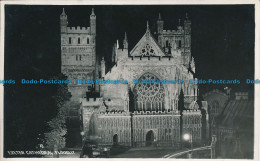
157,13 -> 192,67
60,8 -> 97,101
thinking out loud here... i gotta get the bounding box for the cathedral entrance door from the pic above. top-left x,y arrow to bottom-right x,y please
113,134 -> 118,145
145,130 -> 154,147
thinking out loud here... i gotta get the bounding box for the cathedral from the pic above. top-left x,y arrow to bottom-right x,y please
60,8 -> 208,148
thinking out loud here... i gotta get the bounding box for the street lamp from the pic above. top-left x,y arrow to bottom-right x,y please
80,131 -> 85,149
183,133 -> 193,158
183,134 -> 190,141
80,131 -> 85,142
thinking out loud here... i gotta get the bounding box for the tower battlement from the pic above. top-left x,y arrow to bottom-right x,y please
182,109 -> 201,115
133,110 -> 180,115
98,111 -> 131,116
66,26 -> 90,33
130,56 -> 175,62
80,97 -> 102,106
163,29 -> 184,34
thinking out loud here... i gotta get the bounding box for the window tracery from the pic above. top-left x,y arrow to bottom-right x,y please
211,100 -> 219,115
133,73 -> 165,111
141,44 -> 156,56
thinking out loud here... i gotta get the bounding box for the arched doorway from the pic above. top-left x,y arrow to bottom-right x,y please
146,130 -> 154,147
113,134 -> 118,145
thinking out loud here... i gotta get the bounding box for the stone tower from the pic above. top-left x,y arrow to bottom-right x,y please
157,13 -> 192,68
157,13 -> 164,47
60,8 -> 97,101
183,13 -> 191,67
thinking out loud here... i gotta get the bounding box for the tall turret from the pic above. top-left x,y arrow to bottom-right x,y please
90,8 -> 96,35
184,13 -> 191,49
157,13 -> 164,46
90,8 -> 98,86
123,32 -> 128,49
101,57 -> 106,78
179,13 -> 192,67
177,18 -> 183,30
60,8 -> 68,33
184,13 -> 191,66
190,56 -> 195,73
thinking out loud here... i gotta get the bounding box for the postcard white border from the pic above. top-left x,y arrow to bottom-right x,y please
0,0 -> 259,161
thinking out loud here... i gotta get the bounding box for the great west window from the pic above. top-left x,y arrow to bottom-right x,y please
133,73 -> 165,112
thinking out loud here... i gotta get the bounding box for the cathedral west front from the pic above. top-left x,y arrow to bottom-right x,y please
60,8 -> 209,148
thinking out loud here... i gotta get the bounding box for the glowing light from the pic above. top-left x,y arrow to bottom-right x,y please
183,133 -> 190,140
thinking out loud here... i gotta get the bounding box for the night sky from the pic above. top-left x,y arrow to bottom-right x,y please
4,5 -> 254,155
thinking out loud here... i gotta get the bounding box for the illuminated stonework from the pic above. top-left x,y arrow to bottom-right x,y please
134,73 -> 165,111
59,10 -> 207,148
141,44 -> 156,56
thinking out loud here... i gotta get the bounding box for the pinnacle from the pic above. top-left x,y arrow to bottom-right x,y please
61,8 -> 66,15
91,8 -> 95,15
124,32 -> 127,40
146,21 -> 150,32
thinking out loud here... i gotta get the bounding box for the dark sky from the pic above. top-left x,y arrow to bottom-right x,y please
4,5 -> 255,89
4,5 -> 255,155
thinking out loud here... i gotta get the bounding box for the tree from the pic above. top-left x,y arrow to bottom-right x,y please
64,100 -> 81,148
44,111 -> 67,151
44,74 -> 71,155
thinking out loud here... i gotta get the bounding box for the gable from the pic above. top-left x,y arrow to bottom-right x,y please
130,26 -> 165,57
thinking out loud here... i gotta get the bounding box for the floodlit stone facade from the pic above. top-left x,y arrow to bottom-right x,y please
61,9 -> 206,147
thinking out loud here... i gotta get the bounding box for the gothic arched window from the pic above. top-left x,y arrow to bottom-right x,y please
211,100 -> 219,115
78,37 -> 81,44
166,40 -> 169,47
141,44 -> 155,56
69,37 -> 72,44
178,40 -> 182,48
87,38 -> 90,44
133,73 -> 165,112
